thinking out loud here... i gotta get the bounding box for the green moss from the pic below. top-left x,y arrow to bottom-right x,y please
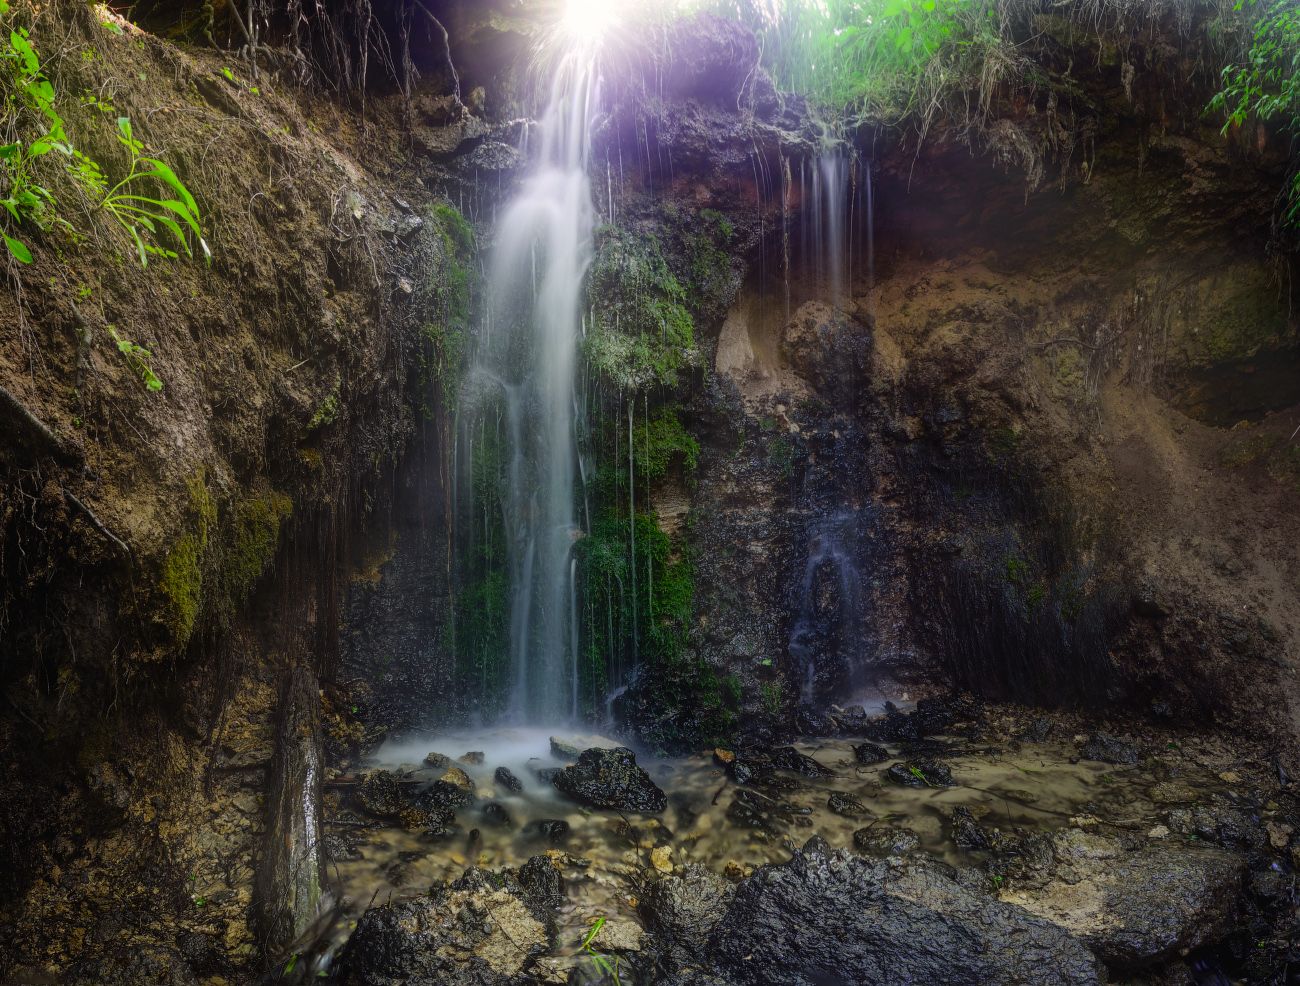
1004,555 -> 1030,585
308,386 -> 339,430
760,681 -> 784,716
226,491 -> 292,601
1266,443 -> 1300,492
584,228 -> 697,393
1195,282 -> 1287,365
635,406 -> 700,483
159,471 -> 216,643
1219,432 -> 1280,469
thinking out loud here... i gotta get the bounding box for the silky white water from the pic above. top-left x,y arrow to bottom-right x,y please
473,48 -> 601,723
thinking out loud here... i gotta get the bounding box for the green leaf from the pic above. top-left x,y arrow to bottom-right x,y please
4,234 -> 32,264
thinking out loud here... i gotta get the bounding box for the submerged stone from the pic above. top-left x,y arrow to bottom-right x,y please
826,791 -> 868,818
1079,732 -> 1141,765
494,766 -> 524,793
852,741 -> 889,764
770,746 -> 833,778
552,747 -> 667,813
852,825 -> 921,856
885,758 -> 954,788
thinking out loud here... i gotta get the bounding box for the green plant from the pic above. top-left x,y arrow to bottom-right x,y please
0,3 -> 70,262
908,764 -> 933,787
107,325 -> 163,392
760,681 -> 784,716
579,917 -> 622,986
1209,0 -> 1300,228
73,117 -> 208,267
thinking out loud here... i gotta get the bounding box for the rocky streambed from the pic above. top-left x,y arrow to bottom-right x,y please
306,697 -> 1300,985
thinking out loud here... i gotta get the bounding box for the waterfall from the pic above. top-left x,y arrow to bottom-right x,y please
469,47 -> 601,723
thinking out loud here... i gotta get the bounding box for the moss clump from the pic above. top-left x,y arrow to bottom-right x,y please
635,406 -> 700,483
1266,443 -> 1300,492
159,471 -> 216,643
1219,432 -> 1280,469
226,491 -> 293,602
584,228 -> 698,393
308,385 -> 339,430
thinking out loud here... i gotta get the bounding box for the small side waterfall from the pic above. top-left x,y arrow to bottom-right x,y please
465,48 -> 601,723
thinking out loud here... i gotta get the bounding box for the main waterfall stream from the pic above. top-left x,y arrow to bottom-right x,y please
465,43 -> 600,723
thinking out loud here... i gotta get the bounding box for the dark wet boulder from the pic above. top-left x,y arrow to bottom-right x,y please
640,863 -> 737,965
863,708 -> 922,744
1079,732 -> 1141,765
885,758 -> 954,788
1165,802 -> 1265,850
852,825 -> 920,856
826,791 -> 868,818
481,802 -> 513,828
770,746 -> 833,778
725,748 -> 774,786
726,788 -> 799,832
335,867 -> 550,985
949,806 -> 992,851
853,741 -> 889,764
552,747 -> 666,813
516,855 -> 565,921
703,845 -> 1105,985
494,766 -> 524,793
914,695 -> 959,735
356,770 -> 455,833
1002,831 -> 1247,969
526,818 -> 571,844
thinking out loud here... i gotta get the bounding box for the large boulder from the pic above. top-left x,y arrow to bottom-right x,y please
551,747 -> 666,813
1001,829 -> 1246,969
335,863 -> 556,985
700,845 -> 1105,985
639,864 -> 737,966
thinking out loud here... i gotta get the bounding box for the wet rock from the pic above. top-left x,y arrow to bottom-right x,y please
423,752 -> 450,768
549,733 -> 620,760
323,831 -> 363,862
481,802 -> 513,828
459,751 -> 485,765
640,863 -> 737,965
552,747 -> 666,813
725,748 -> 774,785
769,746 -> 832,778
1166,802 -> 1266,850
1003,832 -> 1247,969
863,708 -> 922,744
949,806 -> 991,851
494,766 -> 523,793
853,741 -> 889,764
336,866 -> 550,985
516,855 -> 565,921
1024,716 -> 1054,742
826,791 -> 868,818
441,766 -> 473,790
356,769 -> 455,835
526,818 -> 571,844
726,788 -> 798,832
1079,732 -> 1141,765
852,825 -> 920,856
704,845 -> 1104,985
651,845 -> 675,873
885,758 -> 954,788
1149,780 -> 1201,804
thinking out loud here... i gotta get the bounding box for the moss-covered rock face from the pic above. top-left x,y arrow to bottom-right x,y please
158,472 -> 217,645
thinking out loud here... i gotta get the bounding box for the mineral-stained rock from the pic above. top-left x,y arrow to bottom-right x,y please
852,825 -> 921,856
336,866 -> 551,985
640,863 -> 736,965
1001,829 -> 1247,969
702,845 -> 1105,985
1079,732 -> 1141,765
552,747 -> 666,813
885,758 -> 954,788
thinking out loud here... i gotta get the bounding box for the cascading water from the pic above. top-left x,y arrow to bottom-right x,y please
467,44 -> 601,724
